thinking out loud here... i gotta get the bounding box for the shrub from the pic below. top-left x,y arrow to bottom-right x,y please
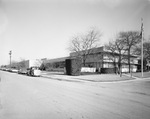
101,68 -> 115,74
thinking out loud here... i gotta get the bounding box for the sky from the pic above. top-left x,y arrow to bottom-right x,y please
0,0 -> 150,65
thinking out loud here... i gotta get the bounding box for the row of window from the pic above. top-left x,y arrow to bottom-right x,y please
103,62 -> 137,69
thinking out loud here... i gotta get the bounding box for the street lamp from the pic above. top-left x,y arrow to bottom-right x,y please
9,51 -> 12,68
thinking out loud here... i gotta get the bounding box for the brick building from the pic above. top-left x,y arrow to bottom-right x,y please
70,46 -> 138,72
43,46 -> 139,73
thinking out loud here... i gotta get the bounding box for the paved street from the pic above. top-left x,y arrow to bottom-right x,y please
0,71 -> 150,119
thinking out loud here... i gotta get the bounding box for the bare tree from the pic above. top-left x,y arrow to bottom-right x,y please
105,39 -> 117,69
18,59 -> 27,69
115,38 -> 127,76
105,37 -> 127,76
134,41 -> 150,59
10,61 -> 18,69
134,40 -> 150,70
68,28 -> 102,66
119,31 -> 141,73
142,41 -> 150,60
34,59 -> 43,67
8,59 -> 26,69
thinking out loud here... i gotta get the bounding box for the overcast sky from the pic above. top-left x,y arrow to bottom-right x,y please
0,0 -> 150,65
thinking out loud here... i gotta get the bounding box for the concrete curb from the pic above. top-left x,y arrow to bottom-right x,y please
41,75 -> 83,83
41,74 -> 136,83
122,74 -> 150,82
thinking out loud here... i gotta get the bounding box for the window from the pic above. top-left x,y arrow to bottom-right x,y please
103,63 -> 109,68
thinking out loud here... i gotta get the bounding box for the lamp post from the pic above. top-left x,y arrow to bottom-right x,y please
9,51 -> 12,68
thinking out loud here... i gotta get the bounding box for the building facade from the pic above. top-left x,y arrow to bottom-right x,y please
70,46 -> 138,72
43,46 -> 139,73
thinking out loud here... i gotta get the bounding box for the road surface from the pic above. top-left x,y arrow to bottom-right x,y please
0,71 -> 150,119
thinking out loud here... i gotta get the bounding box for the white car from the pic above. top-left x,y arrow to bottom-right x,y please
27,67 -> 41,76
11,69 -> 19,73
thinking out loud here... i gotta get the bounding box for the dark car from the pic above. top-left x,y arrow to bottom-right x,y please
18,69 -> 27,74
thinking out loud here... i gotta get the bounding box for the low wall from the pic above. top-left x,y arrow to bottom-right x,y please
122,68 -> 137,73
81,67 -> 96,72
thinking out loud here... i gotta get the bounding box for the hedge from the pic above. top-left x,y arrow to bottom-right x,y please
101,68 -> 116,74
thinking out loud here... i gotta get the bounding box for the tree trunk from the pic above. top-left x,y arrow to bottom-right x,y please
83,57 -> 86,67
118,54 -> 121,75
113,59 -> 116,73
119,65 -> 122,77
128,51 -> 131,73
82,54 -> 87,67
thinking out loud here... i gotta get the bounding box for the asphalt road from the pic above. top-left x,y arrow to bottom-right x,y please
0,71 -> 150,119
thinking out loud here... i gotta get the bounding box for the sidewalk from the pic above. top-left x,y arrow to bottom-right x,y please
41,71 -> 135,82
123,72 -> 150,79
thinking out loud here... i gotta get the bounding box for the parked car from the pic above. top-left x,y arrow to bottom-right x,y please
0,68 -> 6,71
11,69 -> 19,73
18,69 -> 27,74
4,68 -> 9,71
27,67 -> 41,76
8,68 -> 12,72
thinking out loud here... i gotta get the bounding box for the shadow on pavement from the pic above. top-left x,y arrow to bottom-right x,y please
41,76 -> 83,83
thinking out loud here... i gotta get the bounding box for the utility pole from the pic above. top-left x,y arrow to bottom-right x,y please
141,18 -> 144,78
9,51 -> 12,68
